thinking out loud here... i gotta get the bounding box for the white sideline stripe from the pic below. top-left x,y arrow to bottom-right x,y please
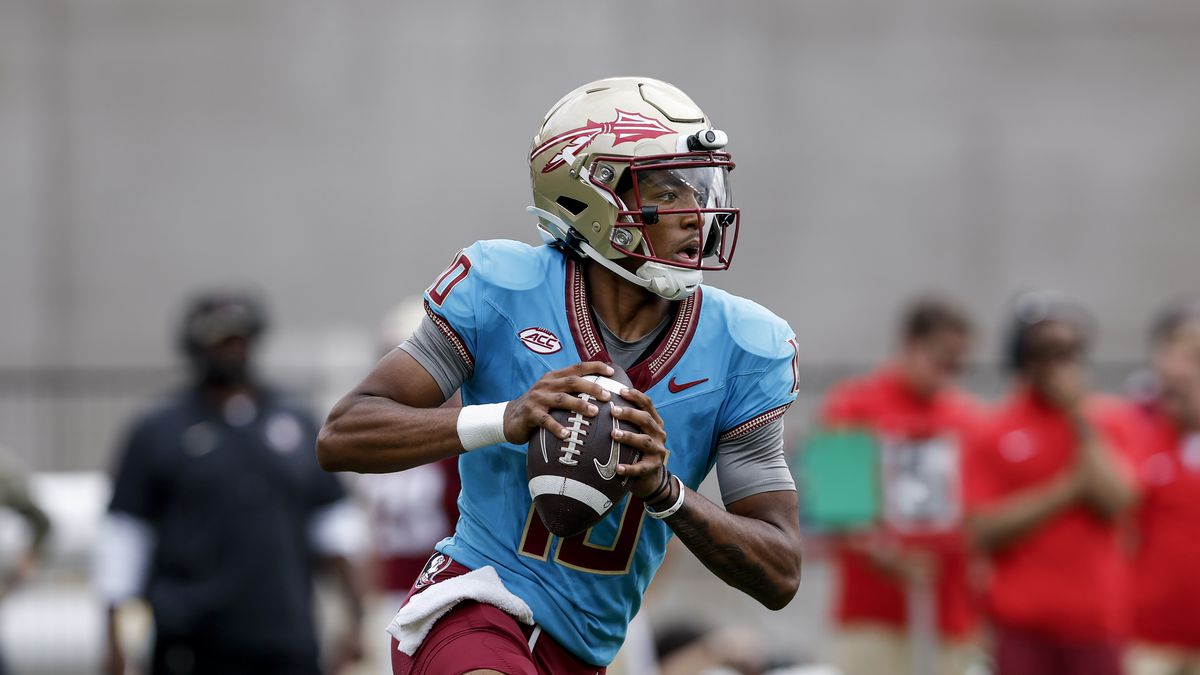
528,475 -> 613,515
587,375 -> 626,396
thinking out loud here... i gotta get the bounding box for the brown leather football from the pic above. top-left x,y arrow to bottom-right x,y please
526,364 -> 643,538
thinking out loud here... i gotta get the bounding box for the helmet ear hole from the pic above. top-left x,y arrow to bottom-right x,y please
556,196 -> 588,216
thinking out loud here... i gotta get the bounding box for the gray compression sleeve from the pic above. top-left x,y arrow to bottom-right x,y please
715,418 -> 795,505
397,316 -> 472,400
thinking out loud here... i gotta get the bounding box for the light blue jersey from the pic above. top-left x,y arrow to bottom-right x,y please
423,240 -> 798,666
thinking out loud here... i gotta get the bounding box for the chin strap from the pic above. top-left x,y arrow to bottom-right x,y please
527,206 -> 702,301
634,262 -> 702,301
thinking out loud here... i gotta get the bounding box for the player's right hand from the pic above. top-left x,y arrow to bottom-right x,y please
502,361 -> 614,444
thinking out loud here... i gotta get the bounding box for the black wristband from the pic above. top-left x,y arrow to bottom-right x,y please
644,468 -> 671,504
646,470 -> 677,510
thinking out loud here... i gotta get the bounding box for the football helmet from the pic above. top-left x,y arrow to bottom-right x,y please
528,77 -> 739,300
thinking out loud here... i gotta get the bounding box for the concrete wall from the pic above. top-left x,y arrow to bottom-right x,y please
2,1 -> 1199,667
3,0 -> 1198,372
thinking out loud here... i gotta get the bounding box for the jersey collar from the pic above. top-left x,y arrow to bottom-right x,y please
565,257 -> 702,392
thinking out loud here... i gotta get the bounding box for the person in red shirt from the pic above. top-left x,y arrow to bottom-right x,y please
966,291 -> 1140,675
1126,298 -> 1200,675
818,296 -> 984,675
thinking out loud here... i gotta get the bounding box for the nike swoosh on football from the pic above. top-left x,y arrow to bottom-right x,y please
667,376 -> 709,393
594,434 -> 620,481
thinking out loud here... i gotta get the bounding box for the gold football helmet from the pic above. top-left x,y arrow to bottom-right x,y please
528,77 -> 738,300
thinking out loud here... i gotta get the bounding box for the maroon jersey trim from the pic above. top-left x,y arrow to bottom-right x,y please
424,300 -> 475,371
719,403 -> 791,442
564,258 -> 702,391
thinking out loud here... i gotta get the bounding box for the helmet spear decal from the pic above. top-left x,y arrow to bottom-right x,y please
531,110 -> 675,174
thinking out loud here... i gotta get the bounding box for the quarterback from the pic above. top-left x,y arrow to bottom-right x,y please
318,77 -> 804,674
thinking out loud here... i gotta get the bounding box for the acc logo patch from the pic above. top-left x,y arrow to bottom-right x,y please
519,327 -> 562,355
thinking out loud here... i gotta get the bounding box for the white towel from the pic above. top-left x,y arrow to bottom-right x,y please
386,565 -> 535,656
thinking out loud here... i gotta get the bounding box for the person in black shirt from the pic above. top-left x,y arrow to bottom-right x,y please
95,291 -> 366,675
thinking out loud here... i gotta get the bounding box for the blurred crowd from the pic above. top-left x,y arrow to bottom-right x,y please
2,287 -> 1198,675
802,292 -> 1200,675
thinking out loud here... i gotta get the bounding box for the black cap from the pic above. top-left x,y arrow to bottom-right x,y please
179,291 -> 267,354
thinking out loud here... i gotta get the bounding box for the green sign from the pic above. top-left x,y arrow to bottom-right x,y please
796,430 -> 880,532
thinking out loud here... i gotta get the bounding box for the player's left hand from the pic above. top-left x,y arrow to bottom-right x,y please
611,387 -> 671,500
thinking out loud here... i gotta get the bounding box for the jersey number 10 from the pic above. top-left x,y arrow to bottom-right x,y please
517,497 -> 647,575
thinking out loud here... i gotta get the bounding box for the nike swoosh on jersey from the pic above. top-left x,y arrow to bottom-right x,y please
667,376 -> 709,393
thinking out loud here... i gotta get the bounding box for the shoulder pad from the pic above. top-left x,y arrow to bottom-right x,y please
465,240 -> 562,292
702,286 -> 795,359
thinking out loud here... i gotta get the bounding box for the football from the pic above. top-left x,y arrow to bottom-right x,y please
527,364 -> 643,538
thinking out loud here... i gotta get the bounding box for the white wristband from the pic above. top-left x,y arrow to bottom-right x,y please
646,475 -> 685,520
456,402 -> 510,451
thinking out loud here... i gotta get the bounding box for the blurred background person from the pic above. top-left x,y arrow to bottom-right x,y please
966,291 -> 1141,675
654,621 -> 768,675
356,298 -> 460,674
0,444 -> 52,675
814,296 -> 983,675
92,291 -> 366,675
1126,297 -> 1200,675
